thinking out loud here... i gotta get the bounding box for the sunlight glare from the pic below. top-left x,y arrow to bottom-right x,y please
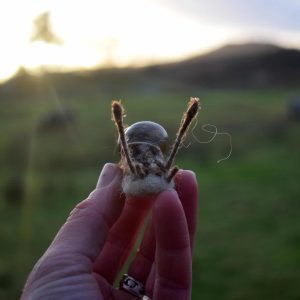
0,0 -> 237,82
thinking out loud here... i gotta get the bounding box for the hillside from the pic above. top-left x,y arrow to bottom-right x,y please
145,43 -> 300,87
0,43 -> 300,99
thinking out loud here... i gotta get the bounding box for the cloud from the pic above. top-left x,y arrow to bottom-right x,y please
159,0 -> 300,31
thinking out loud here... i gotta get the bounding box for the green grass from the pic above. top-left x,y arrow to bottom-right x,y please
0,83 -> 300,299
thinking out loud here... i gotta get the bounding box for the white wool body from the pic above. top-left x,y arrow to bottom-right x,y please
122,174 -> 174,197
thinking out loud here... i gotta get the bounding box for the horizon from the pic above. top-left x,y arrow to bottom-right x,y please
9,39 -> 300,65
1,40 -> 299,85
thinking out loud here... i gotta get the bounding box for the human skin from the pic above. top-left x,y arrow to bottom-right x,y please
21,163 -> 198,300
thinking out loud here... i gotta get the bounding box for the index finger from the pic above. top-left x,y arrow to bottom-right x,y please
153,190 -> 192,300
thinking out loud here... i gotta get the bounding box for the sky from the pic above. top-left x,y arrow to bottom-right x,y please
0,0 -> 299,82
160,0 -> 300,44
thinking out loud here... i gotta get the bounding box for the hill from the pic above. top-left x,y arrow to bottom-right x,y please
145,43 -> 300,87
0,43 -> 300,99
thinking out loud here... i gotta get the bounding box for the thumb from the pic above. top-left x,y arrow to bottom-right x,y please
47,163 -> 125,263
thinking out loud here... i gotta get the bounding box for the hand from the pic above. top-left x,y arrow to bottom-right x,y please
21,163 -> 198,300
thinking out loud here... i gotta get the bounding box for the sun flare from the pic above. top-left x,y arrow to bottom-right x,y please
0,0 -> 236,82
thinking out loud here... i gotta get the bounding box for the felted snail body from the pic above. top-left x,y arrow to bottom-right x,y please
111,98 -> 199,197
120,121 -> 174,197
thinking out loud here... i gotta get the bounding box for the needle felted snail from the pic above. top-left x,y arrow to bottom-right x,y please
112,98 -> 199,197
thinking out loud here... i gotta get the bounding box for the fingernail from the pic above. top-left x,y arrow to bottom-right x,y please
96,163 -> 119,188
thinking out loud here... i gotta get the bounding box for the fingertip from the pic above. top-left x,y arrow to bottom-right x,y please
96,163 -> 123,189
174,170 -> 198,200
175,169 -> 198,189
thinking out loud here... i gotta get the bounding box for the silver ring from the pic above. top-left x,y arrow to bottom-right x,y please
119,274 -> 145,298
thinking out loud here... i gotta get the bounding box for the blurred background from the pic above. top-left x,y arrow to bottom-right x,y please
0,0 -> 300,299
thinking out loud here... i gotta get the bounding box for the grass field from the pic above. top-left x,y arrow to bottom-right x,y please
0,82 -> 300,299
